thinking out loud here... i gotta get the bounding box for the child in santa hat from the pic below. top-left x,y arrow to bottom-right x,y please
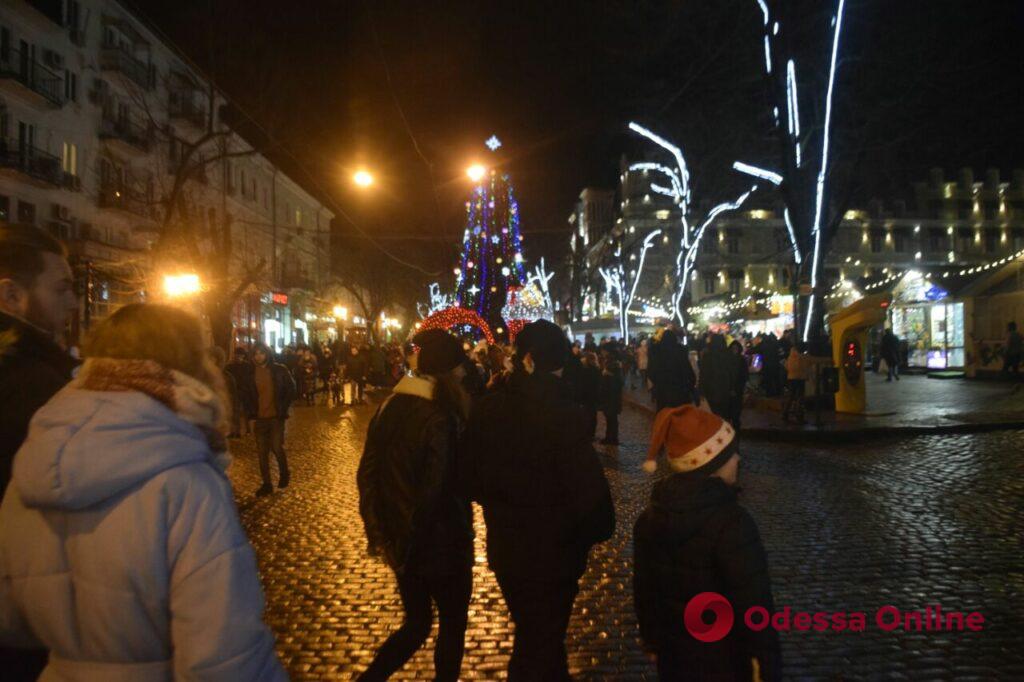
633,405 -> 781,681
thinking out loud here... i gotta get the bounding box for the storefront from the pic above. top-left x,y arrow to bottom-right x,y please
889,275 -> 965,369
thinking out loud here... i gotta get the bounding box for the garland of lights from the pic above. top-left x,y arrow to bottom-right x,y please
418,306 -> 496,345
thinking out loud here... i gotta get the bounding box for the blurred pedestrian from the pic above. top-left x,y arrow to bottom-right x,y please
240,343 -> 296,496
698,333 -> 738,420
347,345 -> 370,404
599,353 -> 624,446
728,340 -> 749,428
0,303 -> 286,680
0,224 -> 78,680
635,406 -> 781,681
358,330 -> 474,681
1003,321 -> 1021,379
782,344 -> 808,424
461,320 -> 615,680
579,351 -> 601,440
225,347 -> 253,437
647,328 -> 698,412
880,328 -> 901,382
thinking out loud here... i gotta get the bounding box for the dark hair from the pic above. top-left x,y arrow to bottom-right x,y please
0,224 -> 66,287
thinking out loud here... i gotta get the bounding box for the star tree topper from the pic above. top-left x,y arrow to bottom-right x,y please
485,135 -> 502,151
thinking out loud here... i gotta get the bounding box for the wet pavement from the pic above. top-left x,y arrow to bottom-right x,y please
227,392 -> 1024,680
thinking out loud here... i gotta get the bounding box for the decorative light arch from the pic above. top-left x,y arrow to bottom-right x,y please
418,306 -> 496,344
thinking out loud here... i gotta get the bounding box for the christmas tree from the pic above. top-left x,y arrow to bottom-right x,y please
454,169 -> 527,336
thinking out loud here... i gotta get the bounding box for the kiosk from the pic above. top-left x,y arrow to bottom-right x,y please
829,292 -> 892,413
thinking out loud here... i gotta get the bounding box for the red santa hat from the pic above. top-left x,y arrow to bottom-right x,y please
644,405 -> 737,475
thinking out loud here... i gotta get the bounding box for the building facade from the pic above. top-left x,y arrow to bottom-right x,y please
0,0 -> 332,349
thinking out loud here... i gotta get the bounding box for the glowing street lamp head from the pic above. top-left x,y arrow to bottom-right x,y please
466,164 -> 486,183
164,273 -> 200,297
353,170 -> 374,187
332,305 -> 348,320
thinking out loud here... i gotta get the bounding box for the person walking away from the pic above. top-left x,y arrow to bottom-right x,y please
0,224 -> 78,680
0,303 -> 286,681
637,337 -> 649,387
460,320 -> 615,680
698,333 -> 738,420
647,328 -> 698,412
598,353 -> 624,445
357,330 -> 474,681
728,340 -> 749,428
225,347 -> 253,437
782,344 -> 808,424
240,343 -> 296,496
347,345 -> 370,404
759,332 -> 781,397
880,328 -> 901,382
578,352 -> 601,440
635,406 -> 781,681
1003,321 -> 1022,380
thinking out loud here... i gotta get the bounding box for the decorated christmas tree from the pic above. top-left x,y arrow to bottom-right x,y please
454,168 -> 527,336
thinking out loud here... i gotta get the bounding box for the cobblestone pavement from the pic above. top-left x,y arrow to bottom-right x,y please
227,394 -> 1024,680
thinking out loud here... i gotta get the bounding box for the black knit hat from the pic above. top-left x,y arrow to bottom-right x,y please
412,329 -> 465,375
516,319 -> 568,372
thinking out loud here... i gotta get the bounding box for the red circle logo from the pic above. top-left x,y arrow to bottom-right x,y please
684,592 -> 735,642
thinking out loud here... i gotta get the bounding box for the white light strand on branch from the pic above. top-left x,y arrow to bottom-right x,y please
784,208 -> 802,264
786,59 -> 802,168
805,0 -> 848,342
732,161 -> 783,186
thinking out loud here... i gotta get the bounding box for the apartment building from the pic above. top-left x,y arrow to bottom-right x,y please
0,0 -> 332,349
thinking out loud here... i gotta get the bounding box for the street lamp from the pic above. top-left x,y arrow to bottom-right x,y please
333,305 -> 348,320
353,170 -> 374,188
164,273 -> 201,297
466,164 -> 486,183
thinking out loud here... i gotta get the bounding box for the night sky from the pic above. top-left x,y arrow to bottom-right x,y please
130,0 -> 1023,281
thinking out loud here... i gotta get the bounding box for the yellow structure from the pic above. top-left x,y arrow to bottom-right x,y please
828,293 -> 893,413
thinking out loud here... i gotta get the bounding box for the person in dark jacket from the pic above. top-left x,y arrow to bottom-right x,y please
698,333 -> 739,420
225,347 -> 253,437
239,343 -> 297,496
647,327 -> 697,412
598,353 -> 623,445
357,329 -> 474,681
880,328 -> 901,381
578,351 -> 602,440
0,224 -> 78,681
347,345 -> 370,404
635,405 -> 781,681
728,340 -> 750,428
460,320 -> 615,681
759,332 -> 782,397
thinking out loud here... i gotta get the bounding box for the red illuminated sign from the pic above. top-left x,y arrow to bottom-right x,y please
271,292 -> 289,305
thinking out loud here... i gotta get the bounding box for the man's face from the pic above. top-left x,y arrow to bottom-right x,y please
0,252 -> 76,337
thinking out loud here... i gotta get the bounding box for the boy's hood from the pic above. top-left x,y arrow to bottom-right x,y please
650,474 -> 738,539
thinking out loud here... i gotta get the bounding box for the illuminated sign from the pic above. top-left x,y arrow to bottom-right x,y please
924,284 -> 949,301
271,292 -> 289,306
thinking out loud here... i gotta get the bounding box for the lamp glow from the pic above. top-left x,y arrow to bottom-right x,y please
466,164 -> 486,182
164,274 -> 200,297
353,170 -> 374,187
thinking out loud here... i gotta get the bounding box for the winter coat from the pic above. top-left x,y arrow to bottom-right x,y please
648,336 -> 697,410
238,362 -> 296,419
698,348 -> 739,418
347,352 -> 369,381
633,474 -> 781,682
460,371 -> 615,580
357,374 -> 473,576
599,367 -> 623,415
0,384 -> 285,681
578,364 -> 602,409
879,332 -> 900,363
0,312 -> 76,494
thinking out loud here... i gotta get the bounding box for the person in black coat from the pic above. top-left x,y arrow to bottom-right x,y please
0,225 -> 78,681
598,353 -> 623,445
460,320 -> 615,681
647,327 -> 697,412
728,340 -> 750,428
357,330 -> 474,681
578,351 -> 602,440
880,328 -> 900,381
634,407 -> 781,681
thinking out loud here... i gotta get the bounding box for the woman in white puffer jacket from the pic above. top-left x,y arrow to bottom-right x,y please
0,303 -> 286,681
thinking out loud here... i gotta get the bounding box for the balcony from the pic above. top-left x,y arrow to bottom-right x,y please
99,113 -> 153,155
98,181 -> 155,220
168,94 -> 208,129
0,49 -> 65,108
99,47 -> 155,90
0,140 -> 62,187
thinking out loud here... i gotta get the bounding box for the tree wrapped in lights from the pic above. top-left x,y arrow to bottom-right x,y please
628,122 -> 757,331
455,169 -> 527,337
733,0 -> 850,345
599,229 -> 662,339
